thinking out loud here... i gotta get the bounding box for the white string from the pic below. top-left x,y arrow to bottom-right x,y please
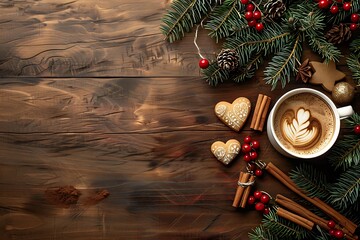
194,18 -> 207,59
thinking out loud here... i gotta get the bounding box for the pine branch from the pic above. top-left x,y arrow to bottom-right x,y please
350,38 -> 360,54
202,61 -> 230,86
233,53 -> 263,83
262,208 -> 312,240
328,135 -> 360,171
205,0 -> 246,42
347,53 -> 360,85
160,0 -> 215,43
290,163 -> 330,199
328,1 -> 360,24
329,165 -> 360,210
264,35 -> 302,90
248,225 -> 274,240
346,113 -> 360,126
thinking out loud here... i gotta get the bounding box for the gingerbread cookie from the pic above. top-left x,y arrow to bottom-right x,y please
214,97 -> 251,131
309,61 -> 345,92
211,139 -> 241,165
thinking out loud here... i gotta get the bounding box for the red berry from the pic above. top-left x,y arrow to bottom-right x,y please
248,19 -> 257,27
253,190 -> 262,199
355,125 -> 360,135
329,229 -> 336,236
246,3 -> 255,11
327,220 -> 336,229
245,11 -> 253,20
255,169 -> 263,177
253,11 -> 262,20
260,194 -> 270,204
199,59 -> 209,69
330,5 -> 339,14
251,140 -> 260,149
243,153 -> 252,162
343,2 -> 351,11
263,207 -> 270,215
249,151 -> 258,160
255,22 -> 264,31
248,195 -> 256,205
241,0 -> 249,4
255,202 -> 265,211
244,136 -> 252,144
242,143 -> 251,153
350,23 -> 358,31
318,0 -> 330,8
334,229 -> 344,239
351,13 -> 360,22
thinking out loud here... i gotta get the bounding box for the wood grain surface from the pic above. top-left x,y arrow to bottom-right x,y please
0,1 -> 359,240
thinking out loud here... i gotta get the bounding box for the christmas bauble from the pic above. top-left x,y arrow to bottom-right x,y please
331,82 -> 355,105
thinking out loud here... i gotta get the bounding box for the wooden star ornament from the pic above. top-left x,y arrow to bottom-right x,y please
308,60 -> 345,92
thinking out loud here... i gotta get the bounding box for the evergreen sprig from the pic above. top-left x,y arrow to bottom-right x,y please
248,225 -> 274,240
327,0 -> 360,24
290,163 -> 330,199
347,53 -> 360,85
329,165 -> 360,210
346,112 -> 360,126
201,61 -> 230,86
161,0 -> 215,43
328,135 -> 360,170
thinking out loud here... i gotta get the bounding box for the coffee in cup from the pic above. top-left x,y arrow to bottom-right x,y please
267,88 -> 354,159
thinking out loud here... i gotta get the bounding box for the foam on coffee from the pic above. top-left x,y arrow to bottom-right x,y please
273,92 -> 335,156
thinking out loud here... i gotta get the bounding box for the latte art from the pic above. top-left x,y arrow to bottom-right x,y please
281,108 -> 321,149
273,92 -> 335,156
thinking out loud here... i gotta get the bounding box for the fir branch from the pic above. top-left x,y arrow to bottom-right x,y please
264,35 -> 302,89
233,53 -> 263,83
350,38 -> 360,54
248,225 -> 274,240
328,135 -> 360,171
202,61 -> 230,86
346,113 -> 360,126
160,0 -> 215,43
329,165 -> 360,210
328,1 -> 360,24
290,163 -> 330,199
205,0 -> 246,42
347,53 -> 360,85
262,208 -> 312,240
305,30 -> 341,63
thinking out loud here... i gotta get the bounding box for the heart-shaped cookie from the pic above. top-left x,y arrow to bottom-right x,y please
211,139 -> 241,165
215,97 -> 251,131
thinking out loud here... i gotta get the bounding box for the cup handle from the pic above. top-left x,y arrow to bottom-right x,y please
337,105 -> 354,120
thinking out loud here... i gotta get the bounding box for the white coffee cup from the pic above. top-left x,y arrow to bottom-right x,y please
267,88 -> 354,159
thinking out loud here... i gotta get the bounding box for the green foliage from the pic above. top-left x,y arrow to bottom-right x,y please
201,61 -> 230,86
264,36 -> 302,89
327,0 -> 360,24
290,163 -> 330,199
261,208 -> 312,240
160,0 -> 215,43
248,225 -> 274,240
347,112 -> 360,126
328,135 -> 360,171
204,0 -> 245,42
347,53 -> 360,85
233,53 -> 263,83
329,165 -> 360,211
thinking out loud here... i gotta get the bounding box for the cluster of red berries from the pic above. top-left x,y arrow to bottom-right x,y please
349,13 -> 359,31
316,0 -> 352,14
247,190 -> 271,214
241,136 -> 264,177
240,0 -> 264,31
354,124 -> 360,135
327,220 -> 345,239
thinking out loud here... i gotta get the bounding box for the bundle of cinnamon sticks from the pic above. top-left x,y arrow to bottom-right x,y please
250,94 -> 271,132
232,172 -> 256,208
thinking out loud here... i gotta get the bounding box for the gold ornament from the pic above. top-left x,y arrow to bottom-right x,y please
332,82 -> 355,105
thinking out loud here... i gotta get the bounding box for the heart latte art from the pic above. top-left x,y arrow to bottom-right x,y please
281,108 -> 321,149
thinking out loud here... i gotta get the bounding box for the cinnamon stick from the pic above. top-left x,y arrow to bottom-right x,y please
266,162 -> 357,234
250,94 -> 264,129
258,97 -> 271,132
254,95 -> 269,130
232,172 -> 250,208
277,207 -> 314,230
240,175 -> 256,208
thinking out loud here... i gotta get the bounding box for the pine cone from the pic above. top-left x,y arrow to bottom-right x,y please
217,49 -> 239,71
264,0 -> 286,20
325,24 -> 352,45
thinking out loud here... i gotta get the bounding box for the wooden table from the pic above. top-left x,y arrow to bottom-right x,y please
0,1 -> 359,239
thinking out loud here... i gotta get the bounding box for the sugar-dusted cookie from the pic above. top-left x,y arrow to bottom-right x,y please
309,61 -> 345,92
215,97 -> 251,131
211,139 -> 241,165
